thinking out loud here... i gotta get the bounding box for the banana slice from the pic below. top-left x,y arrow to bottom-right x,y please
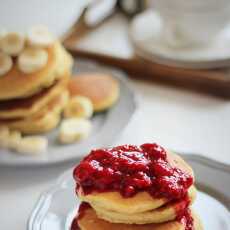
0,29 -> 6,38
0,29 -> 6,45
0,52 -> 13,76
64,96 -> 93,119
8,130 -> 21,150
58,118 -> 92,144
1,32 -> 25,56
0,126 -> 10,148
27,25 -> 55,47
16,136 -> 48,155
18,47 -> 48,73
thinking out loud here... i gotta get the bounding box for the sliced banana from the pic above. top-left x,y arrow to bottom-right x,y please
16,136 -> 48,155
64,96 -> 93,119
0,29 -> 6,38
58,118 -> 92,144
1,32 -> 25,56
0,126 -> 10,148
8,130 -> 21,150
27,25 -> 55,47
0,29 -> 6,46
0,52 -> 13,76
18,47 -> 48,73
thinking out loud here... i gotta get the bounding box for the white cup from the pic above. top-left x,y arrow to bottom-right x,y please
152,0 -> 230,47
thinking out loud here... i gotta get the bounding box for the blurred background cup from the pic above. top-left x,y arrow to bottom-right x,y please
151,0 -> 230,47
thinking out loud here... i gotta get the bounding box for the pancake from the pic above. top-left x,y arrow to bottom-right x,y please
77,207 -> 203,230
0,42 -> 73,100
0,74 -> 69,119
78,151 -> 194,216
0,90 -> 69,134
168,152 -> 194,179
91,186 -> 196,225
69,73 -> 119,112
80,191 -> 168,215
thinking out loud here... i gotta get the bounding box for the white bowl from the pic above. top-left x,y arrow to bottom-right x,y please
0,0 -> 88,37
152,0 -> 230,46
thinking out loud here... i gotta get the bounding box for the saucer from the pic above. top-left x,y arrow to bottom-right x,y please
130,10 -> 230,69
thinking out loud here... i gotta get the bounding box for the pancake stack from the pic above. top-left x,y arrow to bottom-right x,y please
72,143 -> 203,230
0,28 -> 73,134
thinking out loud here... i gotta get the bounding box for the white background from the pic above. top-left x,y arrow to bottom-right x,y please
1,12 -> 230,230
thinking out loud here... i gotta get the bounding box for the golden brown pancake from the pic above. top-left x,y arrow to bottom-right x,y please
80,190 -> 168,215
69,73 -> 119,112
91,186 -> 196,225
77,207 -> 203,230
0,42 -> 73,100
0,90 -> 69,134
0,74 -> 69,119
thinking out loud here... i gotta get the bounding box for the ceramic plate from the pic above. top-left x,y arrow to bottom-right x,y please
28,154 -> 230,230
130,10 -> 230,69
0,60 -> 137,166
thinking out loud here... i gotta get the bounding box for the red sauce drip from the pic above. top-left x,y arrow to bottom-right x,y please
173,194 -> 194,230
73,143 -> 193,200
71,203 -> 90,230
177,208 -> 194,230
70,216 -> 79,230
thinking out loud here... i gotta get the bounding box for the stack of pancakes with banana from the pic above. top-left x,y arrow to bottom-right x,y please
72,143 -> 203,230
0,26 -> 73,134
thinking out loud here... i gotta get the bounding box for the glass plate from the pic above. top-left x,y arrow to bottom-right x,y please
28,154 -> 230,230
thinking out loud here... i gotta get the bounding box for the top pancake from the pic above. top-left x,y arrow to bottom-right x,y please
0,42 -> 73,100
78,151 -> 194,215
91,186 -> 196,225
69,73 -> 119,112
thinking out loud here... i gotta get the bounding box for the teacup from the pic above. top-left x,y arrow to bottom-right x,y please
151,0 -> 230,47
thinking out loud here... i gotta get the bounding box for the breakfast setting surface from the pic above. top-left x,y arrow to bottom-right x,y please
0,1 -> 229,230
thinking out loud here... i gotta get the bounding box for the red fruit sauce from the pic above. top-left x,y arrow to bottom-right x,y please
174,194 -> 194,230
72,143 -> 194,230
71,203 -> 90,230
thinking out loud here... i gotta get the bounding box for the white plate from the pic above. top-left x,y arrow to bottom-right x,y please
0,60 -> 137,166
130,10 -> 230,69
28,154 -> 230,230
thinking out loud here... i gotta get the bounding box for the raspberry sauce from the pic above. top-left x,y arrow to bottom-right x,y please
175,194 -> 194,230
74,143 -> 193,199
73,143 -> 194,230
71,203 -> 90,230
177,208 -> 194,230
